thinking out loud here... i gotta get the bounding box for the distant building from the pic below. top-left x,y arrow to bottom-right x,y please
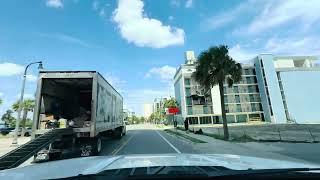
143,103 -> 153,118
174,51 -> 320,124
153,97 -> 169,113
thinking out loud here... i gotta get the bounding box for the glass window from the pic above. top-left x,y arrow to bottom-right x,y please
184,78 -> 190,86
234,86 -> 239,93
236,114 -> 247,123
252,104 -> 257,111
187,106 -> 193,115
249,94 -> 255,102
185,87 -> 191,96
186,97 -> 192,106
226,115 -> 235,123
224,95 -> 228,103
246,77 -> 251,84
237,104 -> 241,112
225,105 -> 229,113
235,95 -> 240,103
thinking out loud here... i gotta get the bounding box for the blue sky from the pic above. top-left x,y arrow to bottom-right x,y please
0,0 -> 319,115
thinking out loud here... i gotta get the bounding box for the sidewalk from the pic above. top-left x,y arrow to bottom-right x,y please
169,128 -> 320,165
0,136 -> 31,156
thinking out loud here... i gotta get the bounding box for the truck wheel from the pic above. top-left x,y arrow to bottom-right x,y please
114,128 -> 123,139
92,137 -> 102,155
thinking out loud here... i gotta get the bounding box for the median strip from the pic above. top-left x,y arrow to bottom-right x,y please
164,129 -> 206,143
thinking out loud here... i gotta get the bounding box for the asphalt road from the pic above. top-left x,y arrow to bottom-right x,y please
97,125 -> 320,165
100,129 -> 199,155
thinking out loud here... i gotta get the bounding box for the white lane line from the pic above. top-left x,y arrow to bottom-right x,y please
112,135 -> 134,155
156,130 -> 181,153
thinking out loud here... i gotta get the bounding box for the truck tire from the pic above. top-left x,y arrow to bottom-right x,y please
114,128 -> 123,139
92,136 -> 102,155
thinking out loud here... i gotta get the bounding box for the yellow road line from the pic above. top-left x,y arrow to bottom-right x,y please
112,135 -> 134,155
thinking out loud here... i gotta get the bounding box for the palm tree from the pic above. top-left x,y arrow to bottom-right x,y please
12,99 -> 35,136
0,98 -> 2,105
193,45 -> 242,140
163,98 -> 178,108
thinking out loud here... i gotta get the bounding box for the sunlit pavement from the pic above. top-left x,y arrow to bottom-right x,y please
0,137 -> 31,156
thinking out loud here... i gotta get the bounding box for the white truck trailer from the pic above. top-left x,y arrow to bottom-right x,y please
32,71 -> 126,159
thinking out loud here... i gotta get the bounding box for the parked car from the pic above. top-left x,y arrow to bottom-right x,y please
0,127 -> 15,135
8,127 -> 32,137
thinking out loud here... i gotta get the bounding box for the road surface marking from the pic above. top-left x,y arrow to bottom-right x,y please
112,135 -> 134,155
156,131 -> 181,153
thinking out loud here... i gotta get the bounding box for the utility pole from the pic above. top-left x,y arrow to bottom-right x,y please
12,61 -> 43,145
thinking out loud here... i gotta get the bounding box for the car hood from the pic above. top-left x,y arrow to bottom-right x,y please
0,153 -> 319,180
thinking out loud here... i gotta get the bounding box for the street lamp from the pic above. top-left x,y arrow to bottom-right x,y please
12,61 -> 43,145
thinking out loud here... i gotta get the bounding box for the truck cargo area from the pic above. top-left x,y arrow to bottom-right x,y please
39,78 -> 93,129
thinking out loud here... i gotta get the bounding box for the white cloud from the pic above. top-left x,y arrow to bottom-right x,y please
0,63 -> 24,76
185,0 -> 193,8
26,74 -> 37,82
201,0 -> 257,31
0,92 -> 3,97
170,0 -> 181,7
112,0 -> 185,48
145,65 -> 176,82
39,33 -> 101,48
46,0 -> 63,8
229,44 -> 256,62
104,73 -> 126,91
247,0 -> 320,34
92,0 -> 99,10
264,36 -> 320,55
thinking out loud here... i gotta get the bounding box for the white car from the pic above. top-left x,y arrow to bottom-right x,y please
8,128 -> 32,137
0,154 -> 320,179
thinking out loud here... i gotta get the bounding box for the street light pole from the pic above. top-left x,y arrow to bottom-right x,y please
12,61 -> 43,145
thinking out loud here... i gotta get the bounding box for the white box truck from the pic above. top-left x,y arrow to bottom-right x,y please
32,71 -> 126,159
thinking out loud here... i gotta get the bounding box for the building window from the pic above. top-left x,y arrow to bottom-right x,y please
187,107 -> 193,115
252,104 -> 257,111
237,104 -> 242,112
200,116 -> 212,124
225,105 -> 229,113
245,69 -> 250,75
224,95 -> 228,103
223,87 -> 227,94
246,77 -> 252,84
184,78 -> 191,86
249,94 -> 255,102
248,86 -> 253,93
186,97 -> 192,106
235,95 -> 240,103
236,114 -> 247,123
234,86 -> 239,93
185,87 -> 191,96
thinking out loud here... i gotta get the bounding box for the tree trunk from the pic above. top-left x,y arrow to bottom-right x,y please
219,82 -> 229,140
21,109 -> 28,137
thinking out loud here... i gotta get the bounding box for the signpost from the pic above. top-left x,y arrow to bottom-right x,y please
165,108 -> 180,128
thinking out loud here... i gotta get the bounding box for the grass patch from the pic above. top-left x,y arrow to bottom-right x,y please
230,134 -> 256,142
165,129 -> 206,143
203,133 -> 225,140
203,132 -> 256,142
176,126 -> 186,131
156,124 -> 166,128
